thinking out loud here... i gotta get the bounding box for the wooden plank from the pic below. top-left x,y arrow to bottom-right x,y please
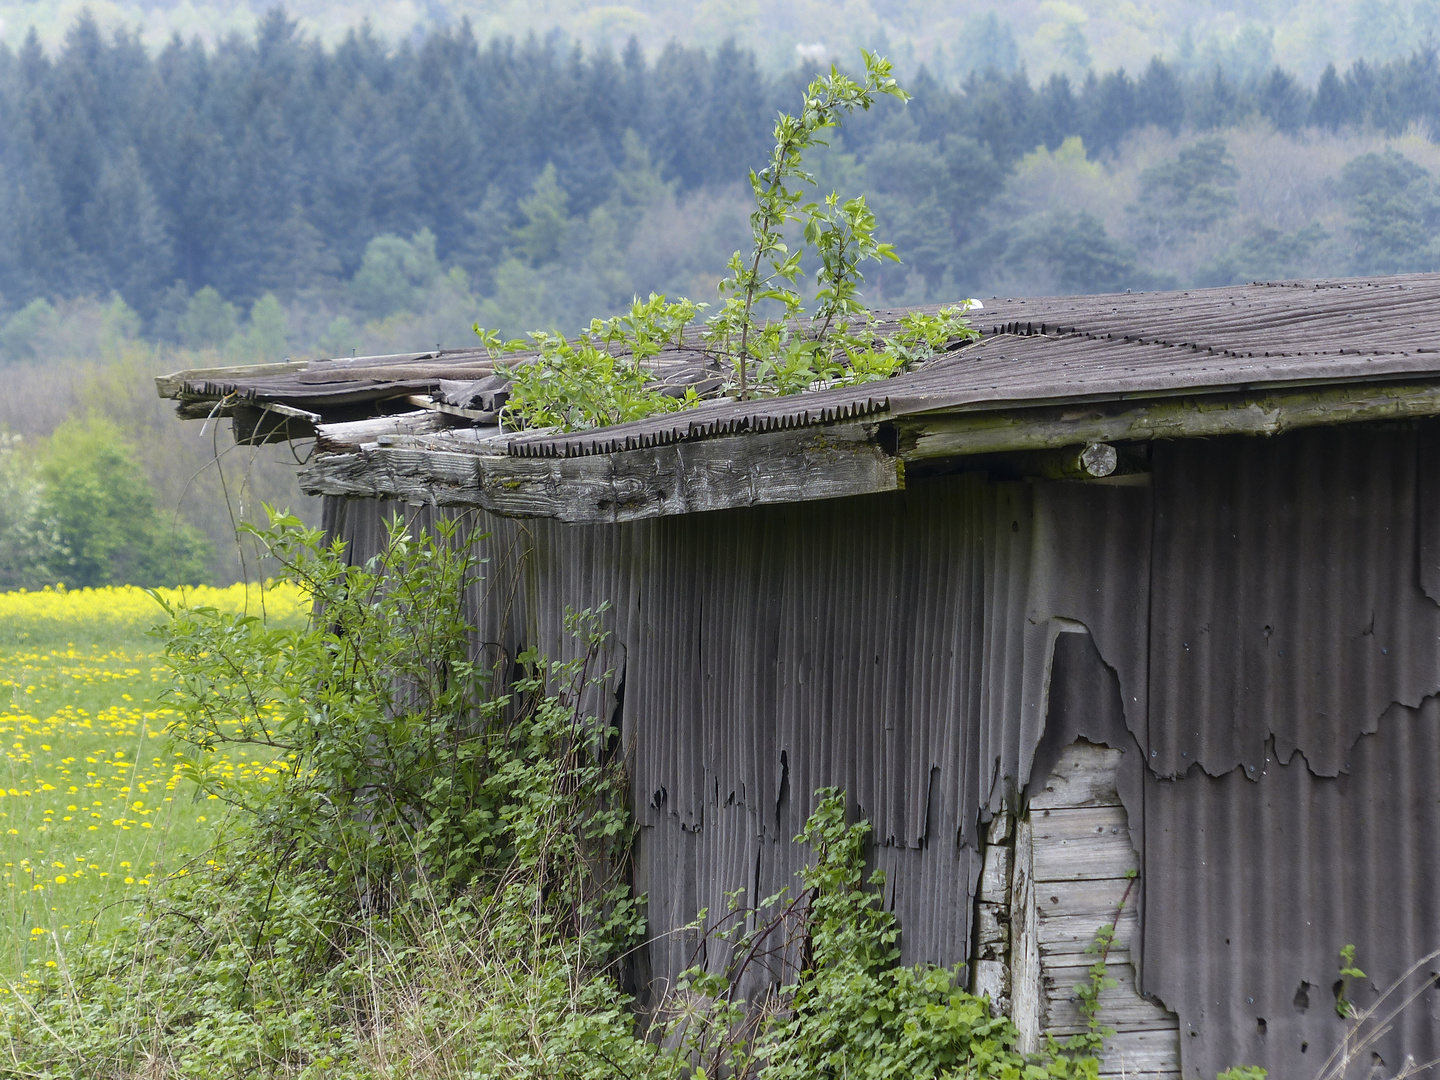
298,363 -> 491,384
1039,908 -> 1139,957
899,379 -> 1440,461
1033,876 -> 1138,925
971,959 -> 1009,1016
1043,961 -> 1179,1034
155,359 -> 307,399
405,395 -> 499,423
300,422 -> 903,523
1010,817 -> 1041,1054
978,843 -> 1012,901
1029,741 -> 1125,810
1095,1029 -> 1182,1076
974,901 -> 1009,961
1030,806 -> 1137,883
1026,737 -> 1178,1077
315,411 -> 451,453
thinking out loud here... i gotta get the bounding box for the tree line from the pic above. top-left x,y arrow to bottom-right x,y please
10,9 -> 1440,341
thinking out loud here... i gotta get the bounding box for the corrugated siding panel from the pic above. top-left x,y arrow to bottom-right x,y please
1144,700 -> 1440,1079
1140,425 -> 1440,1079
1148,428 -> 1440,778
322,476 -> 1052,995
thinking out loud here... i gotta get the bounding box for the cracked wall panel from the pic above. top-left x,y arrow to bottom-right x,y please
1143,695 -> 1440,1080
977,480 -> 1036,822
1149,427 -> 1440,778
624,482 -> 1014,978
324,478 -> 1039,987
1026,479 -> 1153,772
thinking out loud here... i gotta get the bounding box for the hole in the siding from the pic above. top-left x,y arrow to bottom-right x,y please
1333,980 -> 1346,1009
1301,1042 -> 1309,1054
1294,982 -> 1311,1012
650,787 -> 667,809
1050,896 -> 1059,905
775,751 -> 790,830
1256,1018 -> 1267,1037
1430,971 -> 1440,991
1372,1052 -> 1386,1067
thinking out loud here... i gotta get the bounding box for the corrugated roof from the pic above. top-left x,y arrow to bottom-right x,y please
510,275 -> 1440,458
161,274 -> 1440,461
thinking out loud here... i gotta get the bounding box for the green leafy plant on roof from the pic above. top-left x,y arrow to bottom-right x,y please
478,53 -> 981,433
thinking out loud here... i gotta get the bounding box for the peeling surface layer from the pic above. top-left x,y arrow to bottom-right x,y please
1148,427 -> 1440,778
323,479 -> 1052,994
1144,701 -> 1440,1078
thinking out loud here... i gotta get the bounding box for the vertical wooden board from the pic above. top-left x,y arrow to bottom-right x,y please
978,842 -> 1013,900
974,900 -> 1009,961
972,959 -> 1010,1017
1010,817 -> 1041,1053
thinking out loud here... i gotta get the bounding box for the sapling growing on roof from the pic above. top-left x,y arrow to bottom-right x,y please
481,53 -> 983,433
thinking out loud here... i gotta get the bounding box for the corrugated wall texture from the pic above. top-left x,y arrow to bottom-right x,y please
1148,427 -> 1440,779
1138,426 -> 1440,1079
1144,699 -> 1440,1078
323,421 -> 1440,1079
323,477 -> 1066,997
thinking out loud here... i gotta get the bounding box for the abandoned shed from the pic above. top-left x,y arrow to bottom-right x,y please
160,274 -> 1440,1078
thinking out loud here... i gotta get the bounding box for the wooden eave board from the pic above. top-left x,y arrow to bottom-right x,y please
292,372 -> 1440,523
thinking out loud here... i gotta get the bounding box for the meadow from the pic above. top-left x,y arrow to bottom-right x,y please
0,582 -> 307,990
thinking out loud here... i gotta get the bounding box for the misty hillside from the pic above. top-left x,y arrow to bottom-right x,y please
7,0 -> 1440,84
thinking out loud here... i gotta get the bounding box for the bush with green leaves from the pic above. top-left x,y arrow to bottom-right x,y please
38,415 -> 211,588
674,790 -> 1100,1080
0,433 -> 61,589
2,511 -> 646,1077
487,53 -> 981,433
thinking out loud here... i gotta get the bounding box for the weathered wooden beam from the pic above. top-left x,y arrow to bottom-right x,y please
314,411 -> 452,453
403,394 -> 499,423
898,379 -> 1440,460
156,359 -> 309,400
300,422 -> 902,523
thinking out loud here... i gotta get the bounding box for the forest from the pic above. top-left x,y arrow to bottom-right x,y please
7,11 -> 1440,586
8,10 -> 1440,356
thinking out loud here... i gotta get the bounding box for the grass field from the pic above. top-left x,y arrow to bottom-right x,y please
0,583 -> 307,990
